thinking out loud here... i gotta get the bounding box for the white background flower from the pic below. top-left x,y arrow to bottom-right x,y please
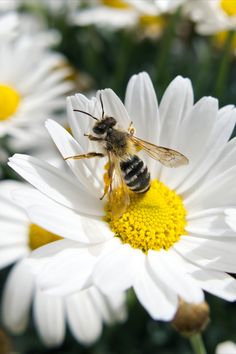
72,0 -> 186,29
184,0 -> 236,34
0,180 -> 127,347
9,72 -> 236,321
216,341 -> 236,354
0,12 -> 73,149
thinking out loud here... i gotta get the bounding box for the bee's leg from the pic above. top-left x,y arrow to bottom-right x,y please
100,158 -> 113,200
64,152 -> 104,161
128,121 -> 135,135
84,134 -> 104,141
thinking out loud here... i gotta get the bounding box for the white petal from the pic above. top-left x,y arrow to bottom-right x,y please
66,289 -> 102,345
203,137 -> 236,183
225,208 -> 236,232
174,236 -> 236,273
33,289 -> 65,347
216,341 -> 236,354
133,252 -> 178,320
13,188 -> 111,243
0,247 -> 28,269
160,96 -> 218,190
125,72 -> 160,174
186,212 -> 236,239
88,287 -> 127,324
177,106 -> 236,195
148,250 -> 204,303
125,72 -> 160,143
166,250 -> 236,301
104,292 -> 127,323
35,241 -> 118,296
0,180 -> 28,222
0,220 -> 28,246
8,154 -> 103,216
158,75 -> 193,183
66,94 -> 94,148
188,265 -> 236,301
99,89 -> 131,129
159,76 -> 193,146
45,119 -> 103,197
72,7 -> 138,29
2,261 -> 34,334
185,166 -> 236,212
37,248 -> 95,294
93,243 -> 136,294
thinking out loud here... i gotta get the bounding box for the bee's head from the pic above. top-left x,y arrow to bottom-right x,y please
93,116 -> 116,135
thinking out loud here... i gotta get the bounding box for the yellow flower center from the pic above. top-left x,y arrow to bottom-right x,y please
138,14 -> 166,39
28,224 -> 62,251
0,84 -> 20,121
215,30 -> 236,50
139,14 -> 165,27
102,0 -> 130,9
221,0 -> 236,16
105,180 -> 187,253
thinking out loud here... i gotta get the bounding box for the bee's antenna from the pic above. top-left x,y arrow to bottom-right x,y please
73,109 -> 99,121
99,92 -> 105,119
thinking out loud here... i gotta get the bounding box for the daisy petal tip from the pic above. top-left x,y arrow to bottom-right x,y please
45,118 -> 54,127
173,75 -> 192,87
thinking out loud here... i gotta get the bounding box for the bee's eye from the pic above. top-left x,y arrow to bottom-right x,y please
107,117 -> 116,127
93,124 -> 106,134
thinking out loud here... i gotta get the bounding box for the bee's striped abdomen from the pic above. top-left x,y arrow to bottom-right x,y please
120,155 -> 150,193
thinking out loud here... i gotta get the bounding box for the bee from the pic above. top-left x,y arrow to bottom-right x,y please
65,93 -> 189,218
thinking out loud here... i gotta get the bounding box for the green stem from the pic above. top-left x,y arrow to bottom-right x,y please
214,30 -> 234,99
189,334 -> 207,354
154,7 -> 181,86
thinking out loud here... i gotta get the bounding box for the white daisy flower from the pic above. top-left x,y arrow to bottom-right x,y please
0,13 -> 73,148
0,12 -> 19,38
0,0 -> 19,12
72,0 -> 138,29
216,341 -> 236,354
184,0 -> 236,34
0,0 -> 80,15
9,72 -> 236,321
72,0 -> 186,30
127,0 -> 186,15
0,180 -> 127,347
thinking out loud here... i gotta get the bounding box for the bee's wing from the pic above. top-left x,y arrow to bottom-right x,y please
107,152 -> 130,219
130,135 -> 189,168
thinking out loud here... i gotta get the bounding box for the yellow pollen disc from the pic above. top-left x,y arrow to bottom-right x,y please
28,224 -> 62,251
102,0 -> 130,9
0,84 -> 20,121
138,15 -> 166,39
139,14 -> 165,27
221,0 -> 236,16
105,180 -> 187,253
214,31 -> 236,50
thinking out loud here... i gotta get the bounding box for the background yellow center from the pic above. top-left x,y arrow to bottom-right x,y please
221,0 -> 236,16
0,84 -> 20,121
28,224 -> 62,250
102,0 -> 130,9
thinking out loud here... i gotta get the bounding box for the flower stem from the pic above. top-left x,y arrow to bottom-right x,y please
214,30 -> 234,100
189,334 -> 207,354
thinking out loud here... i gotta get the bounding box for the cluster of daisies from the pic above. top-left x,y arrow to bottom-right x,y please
0,0 -> 236,351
